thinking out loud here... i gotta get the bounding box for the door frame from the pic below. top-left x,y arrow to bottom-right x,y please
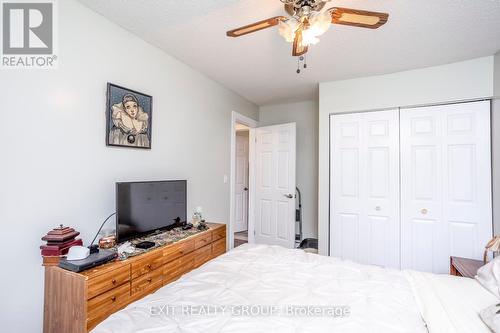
230,111 -> 258,250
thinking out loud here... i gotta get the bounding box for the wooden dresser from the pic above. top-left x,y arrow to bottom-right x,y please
43,223 -> 226,333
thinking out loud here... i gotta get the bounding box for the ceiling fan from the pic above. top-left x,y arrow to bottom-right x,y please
226,0 -> 389,72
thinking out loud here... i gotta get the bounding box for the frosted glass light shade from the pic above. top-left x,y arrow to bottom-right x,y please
278,11 -> 331,46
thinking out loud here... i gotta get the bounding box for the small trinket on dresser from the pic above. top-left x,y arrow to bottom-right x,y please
98,235 -> 116,249
197,220 -> 208,231
40,224 -> 83,266
192,206 -> 203,227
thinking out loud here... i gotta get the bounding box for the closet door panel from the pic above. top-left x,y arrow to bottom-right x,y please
411,218 -> 437,272
330,113 -> 363,263
363,111 -> 400,268
401,101 -> 492,273
330,110 -> 400,268
401,107 -> 447,273
442,101 -> 492,260
367,215 -> 392,267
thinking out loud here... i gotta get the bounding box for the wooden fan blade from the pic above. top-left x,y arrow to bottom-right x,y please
226,16 -> 286,37
292,30 -> 308,57
330,7 -> 389,29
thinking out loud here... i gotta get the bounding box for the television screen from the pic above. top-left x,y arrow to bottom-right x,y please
116,180 -> 187,243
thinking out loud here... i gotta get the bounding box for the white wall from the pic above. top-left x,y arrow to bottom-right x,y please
318,57 -> 495,255
0,0 -> 258,332
259,101 -> 319,239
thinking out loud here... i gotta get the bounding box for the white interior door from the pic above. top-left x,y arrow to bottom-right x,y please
252,123 -> 296,248
330,109 -> 400,268
401,101 -> 492,273
234,132 -> 249,233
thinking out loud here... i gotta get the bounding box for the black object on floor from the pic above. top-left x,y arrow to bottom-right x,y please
295,187 -> 303,242
298,238 -> 318,250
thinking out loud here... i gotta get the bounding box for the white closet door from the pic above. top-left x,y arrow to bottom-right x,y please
401,101 -> 492,273
330,109 -> 400,268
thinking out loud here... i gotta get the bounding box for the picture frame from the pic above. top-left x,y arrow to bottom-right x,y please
106,83 -> 153,149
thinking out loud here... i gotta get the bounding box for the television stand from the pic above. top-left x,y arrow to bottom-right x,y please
43,223 -> 226,332
135,241 -> 155,249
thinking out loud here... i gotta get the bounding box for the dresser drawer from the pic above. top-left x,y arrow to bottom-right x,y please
131,251 -> 163,279
194,244 -> 212,268
87,265 -> 130,299
163,239 -> 195,262
131,267 -> 163,297
179,252 -> 195,274
194,232 -> 212,250
163,258 -> 182,284
211,227 -> 226,241
87,282 -> 130,330
212,238 -> 226,258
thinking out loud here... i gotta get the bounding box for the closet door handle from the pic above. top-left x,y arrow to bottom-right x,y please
284,194 -> 294,199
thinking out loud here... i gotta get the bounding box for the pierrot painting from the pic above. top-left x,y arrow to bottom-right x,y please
106,83 -> 152,149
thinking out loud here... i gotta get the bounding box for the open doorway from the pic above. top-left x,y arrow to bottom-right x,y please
230,111 -> 258,250
234,124 -> 249,248
230,112 -> 298,250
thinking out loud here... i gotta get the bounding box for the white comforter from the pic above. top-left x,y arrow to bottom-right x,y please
92,244 -> 496,333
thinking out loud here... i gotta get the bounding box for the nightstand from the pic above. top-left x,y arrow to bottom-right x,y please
450,256 -> 484,278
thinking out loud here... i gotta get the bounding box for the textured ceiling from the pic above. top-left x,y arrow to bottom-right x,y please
78,0 -> 500,105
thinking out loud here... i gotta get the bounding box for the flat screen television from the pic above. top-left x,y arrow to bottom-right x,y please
116,180 -> 187,243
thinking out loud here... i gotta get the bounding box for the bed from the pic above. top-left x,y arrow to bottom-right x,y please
92,244 -> 497,333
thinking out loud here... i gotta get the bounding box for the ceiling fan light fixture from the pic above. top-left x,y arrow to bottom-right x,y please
226,1 -> 389,71
278,19 -> 299,42
278,10 -> 331,46
303,10 -> 331,44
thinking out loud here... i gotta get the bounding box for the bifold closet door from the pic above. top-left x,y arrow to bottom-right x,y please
400,101 -> 492,273
330,109 -> 400,268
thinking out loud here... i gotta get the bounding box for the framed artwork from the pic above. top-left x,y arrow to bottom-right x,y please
106,83 -> 152,149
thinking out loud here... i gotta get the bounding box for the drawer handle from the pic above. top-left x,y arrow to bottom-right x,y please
112,279 -> 117,285
147,278 -> 152,283
147,264 -> 152,270
421,208 -> 428,215
111,296 -> 116,302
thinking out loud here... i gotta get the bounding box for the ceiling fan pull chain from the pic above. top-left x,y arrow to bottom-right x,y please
297,55 -> 307,73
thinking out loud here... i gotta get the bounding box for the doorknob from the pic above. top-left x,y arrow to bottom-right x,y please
421,208 -> 428,215
284,194 -> 294,199
244,187 -> 248,191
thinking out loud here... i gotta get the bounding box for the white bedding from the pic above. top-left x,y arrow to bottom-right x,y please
92,244 -> 496,333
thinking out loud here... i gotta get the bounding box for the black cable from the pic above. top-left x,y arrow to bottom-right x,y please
90,212 -> 116,247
